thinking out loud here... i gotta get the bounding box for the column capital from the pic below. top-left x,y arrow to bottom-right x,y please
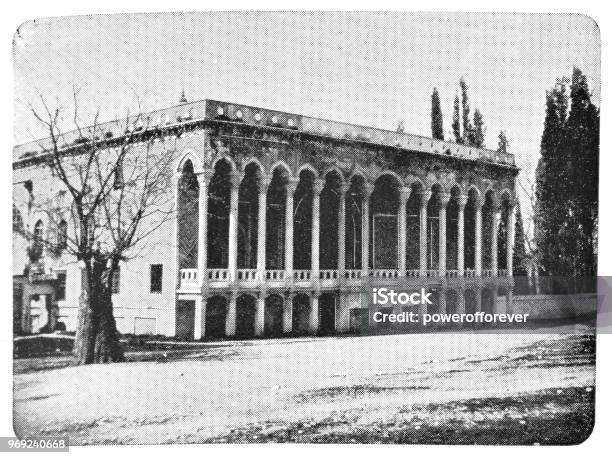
339,181 -> 351,195
439,192 -> 451,208
457,194 -> 468,210
257,174 -> 271,193
399,186 -> 411,204
419,190 -> 432,208
474,194 -> 485,209
285,177 -> 299,195
363,182 -> 375,199
313,178 -> 325,196
196,169 -> 214,186
229,172 -> 243,189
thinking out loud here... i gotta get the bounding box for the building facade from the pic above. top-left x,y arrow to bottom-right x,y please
13,99 -> 518,338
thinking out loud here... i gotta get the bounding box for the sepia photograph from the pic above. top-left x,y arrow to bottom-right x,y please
10,11 -> 599,446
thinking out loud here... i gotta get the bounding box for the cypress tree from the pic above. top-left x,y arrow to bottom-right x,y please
452,94 -> 462,143
535,84 -> 569,275
472,109 -> 485,147
431,87 -> 444,140
513,202 -> 527,276
565,67 -> 599,275
460,77 -> 472,144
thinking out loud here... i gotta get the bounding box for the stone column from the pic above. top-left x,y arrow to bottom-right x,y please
397,186 -> 411,276
506,289 -> 514,315
194,296 -> 206,340
457,195 -> 468,277
193,171 -> 212,341
475,288 -> 482,313
475,195 -> 484,277
312,179 -> 324,283
439,193 -> 451,277
438,289 -> 447,314
255,292 -> 265,337
419,190 -> 432,276
283,292 -> 293,334
228,172 -> 242,282
491,200 -> 500,277
196,170 -> 213,289
506,201 -> 516,277
284,177 -> 299,281
338,182 -> 349,279
257,175 -> 271,282
225,291 -> 237,336
309,292 -> 319,333
361,183 -> 374,277
336,293 -> 351,332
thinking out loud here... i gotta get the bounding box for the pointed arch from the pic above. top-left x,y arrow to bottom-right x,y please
176,151 -> 203,173
467,184 -> 482,199
211,155 -> 237,173
323,165 -> 345,182
241,157 -> 265,176
269,160 -> 292,178
297,163 -> 319,179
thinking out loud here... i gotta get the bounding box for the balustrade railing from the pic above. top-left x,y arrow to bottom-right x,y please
371,269 -> 399,279
208,269 -> 230,281
293,270 -> 312,281
266,270 -> 285,281
345,269 -> 362,279
320,270 -> 339,280
179,263 -> 511,289
237,269 -> 258,281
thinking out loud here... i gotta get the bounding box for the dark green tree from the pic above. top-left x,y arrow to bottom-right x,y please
513,201 -> 528,276
535,69 -> 598,277
472,109 -> 485,147
431,87 -> 444,140
460,77 -> 472,144
565,67 -> 599,275
452,94 -> 462,143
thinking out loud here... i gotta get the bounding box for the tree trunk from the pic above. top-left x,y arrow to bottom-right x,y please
74,264 -> 124,364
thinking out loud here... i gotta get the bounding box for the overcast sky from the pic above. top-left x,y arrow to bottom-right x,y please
14,12 -> 600,180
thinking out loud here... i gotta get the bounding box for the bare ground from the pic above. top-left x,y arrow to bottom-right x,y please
13,331 -> 595,445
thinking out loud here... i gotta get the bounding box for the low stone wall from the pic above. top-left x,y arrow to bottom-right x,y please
509,293 -> 597,320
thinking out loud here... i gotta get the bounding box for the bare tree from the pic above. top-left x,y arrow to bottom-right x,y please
24,90 -> 177,364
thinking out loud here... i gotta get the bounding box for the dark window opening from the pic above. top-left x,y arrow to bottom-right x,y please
150,264 -> 163,293
56,271 -> 66,301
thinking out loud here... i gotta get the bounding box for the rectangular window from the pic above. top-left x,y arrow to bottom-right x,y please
111,268 -> 120,295
150,264 -> 163,293
56,271 -> 67,301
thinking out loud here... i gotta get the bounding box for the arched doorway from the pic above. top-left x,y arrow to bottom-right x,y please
292,293 -> 311,334
236,294 -> 256,338
319,293 -> 336,334
370,175 -> 400,269
206,295 -> 228,338
264,294 -> 284,337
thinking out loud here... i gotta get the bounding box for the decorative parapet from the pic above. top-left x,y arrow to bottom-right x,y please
14,99 -> 515,168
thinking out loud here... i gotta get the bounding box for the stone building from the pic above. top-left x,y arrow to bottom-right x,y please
13,98 -> 518,338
